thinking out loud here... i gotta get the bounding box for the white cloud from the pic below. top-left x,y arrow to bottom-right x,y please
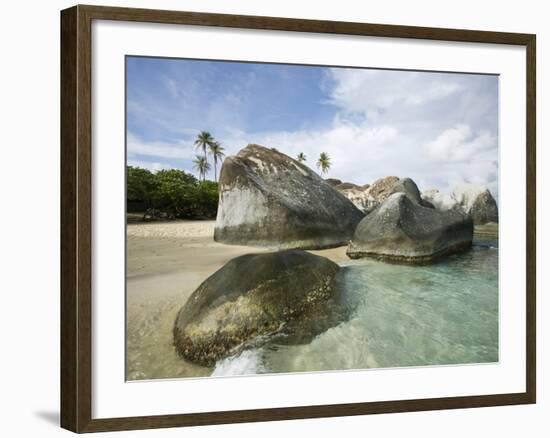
310,69 -> 498,196
426,125 -> 496,162
325,69 -> 463,116
233,120 -> 401,185
127,133 -> 196,160
129,66 -> 498,198
127,160 -> 175,172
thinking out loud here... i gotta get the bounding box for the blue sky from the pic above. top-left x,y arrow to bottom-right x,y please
126,56 -> 498,196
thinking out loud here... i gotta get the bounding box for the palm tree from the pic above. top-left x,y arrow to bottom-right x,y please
296,152 -> 306,163
194,131 -> 216,165
208,141 -> 226,181
193,155 -> 211,182
316,152 -> 331,176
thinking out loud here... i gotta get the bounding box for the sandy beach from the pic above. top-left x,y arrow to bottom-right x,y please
126,219 -> 348,380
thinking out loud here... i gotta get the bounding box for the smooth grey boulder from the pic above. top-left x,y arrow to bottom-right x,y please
214,144 -> 364,249
391,177 -> 434,208
173,250 -> 345,366
347,193 -> 473,263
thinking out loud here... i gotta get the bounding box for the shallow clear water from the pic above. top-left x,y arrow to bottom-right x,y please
213,241 -> 499,376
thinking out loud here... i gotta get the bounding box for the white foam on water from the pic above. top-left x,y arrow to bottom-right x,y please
212,349 -> 264,377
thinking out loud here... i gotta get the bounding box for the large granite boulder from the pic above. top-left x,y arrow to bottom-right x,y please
173,250 -> 345,366
214,144 -> 364,249
422,184 -> 498,225
347,193 -> 473,263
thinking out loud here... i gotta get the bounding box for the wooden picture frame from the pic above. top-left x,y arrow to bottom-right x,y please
60,4 -> 536,433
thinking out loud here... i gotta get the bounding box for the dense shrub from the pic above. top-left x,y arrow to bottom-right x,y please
127,166 -> 219,220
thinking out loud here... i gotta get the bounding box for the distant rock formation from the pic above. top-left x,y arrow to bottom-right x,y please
422,184 -> 498,225
214,144 -> 364,249
173,250 -> 346,366
334,176 -> 432,214
324,178 -> 343,187
364,176 -> 400,206
453,184 -> 499,225
336,185 -> 371,213
347,192 -> 473,263
335,182 -> 362,191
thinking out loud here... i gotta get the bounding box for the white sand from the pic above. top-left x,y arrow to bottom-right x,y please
127,220 -> 215,240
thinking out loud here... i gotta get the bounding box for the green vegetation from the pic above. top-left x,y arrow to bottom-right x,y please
194,131 -> 216,164
209,141 -> 226,181
296,152 -> 306,163
127,166 -> 218,221
193,155 -> 211,182
317,152 -> 331,176
193,131 -> 226,181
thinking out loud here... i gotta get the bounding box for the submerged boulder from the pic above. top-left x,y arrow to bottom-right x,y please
173,250 -> 344,366
214,144 -> 364,249
422,184 -> 498,225
347,193 -> 473,263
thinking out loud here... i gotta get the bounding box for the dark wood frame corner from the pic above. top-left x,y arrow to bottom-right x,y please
60,4 -> 536,433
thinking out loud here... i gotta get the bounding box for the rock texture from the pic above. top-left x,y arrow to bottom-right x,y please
335,176 -> 432,214
335,184 -> 370,213
214,144 -> 364,249
335,182 -> 362,191
347,193 -> 473,263
324,178 -> 343,187
422,184 -> 498,225
173,250 -> 345,366
453,184 -> 499,225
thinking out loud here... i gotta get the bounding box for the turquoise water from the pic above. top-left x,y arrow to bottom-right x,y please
213,241 -> 499,376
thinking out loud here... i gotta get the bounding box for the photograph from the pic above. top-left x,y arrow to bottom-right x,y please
125,56 -> 500,381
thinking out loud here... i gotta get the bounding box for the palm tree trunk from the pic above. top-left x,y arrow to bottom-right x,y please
214,159 -> 217,181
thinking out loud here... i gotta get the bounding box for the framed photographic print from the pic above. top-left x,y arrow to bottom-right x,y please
60,4 -> 536,433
